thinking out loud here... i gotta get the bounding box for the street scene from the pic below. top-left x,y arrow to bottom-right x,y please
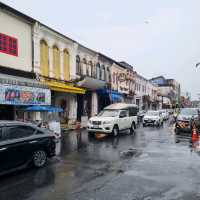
1,120 -> 200,200
0,0 -> 200,200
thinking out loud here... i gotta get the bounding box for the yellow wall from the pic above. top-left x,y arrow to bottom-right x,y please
40,40 -> 49,76
63,49 -> 70,80
53,45 -> 60,79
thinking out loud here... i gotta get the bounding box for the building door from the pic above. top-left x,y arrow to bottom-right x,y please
0,105 -> 14,120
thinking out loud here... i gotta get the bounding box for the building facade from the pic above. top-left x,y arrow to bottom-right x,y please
33,22 -> 85,126
150,76 -> 181,108
0,3 -> 51,121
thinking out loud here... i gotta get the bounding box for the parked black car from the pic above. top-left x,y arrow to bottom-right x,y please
0,121 -> 56,176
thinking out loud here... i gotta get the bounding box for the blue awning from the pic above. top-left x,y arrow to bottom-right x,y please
97,89 -> 123,102
25,105 -> 63,112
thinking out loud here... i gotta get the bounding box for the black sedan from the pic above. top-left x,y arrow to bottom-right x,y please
0,121 -> 56,176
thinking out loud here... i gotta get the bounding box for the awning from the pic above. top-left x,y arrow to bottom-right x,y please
97,89 -> 123,102
77,76 -> 105,90
25,105 -> 63,112
44,81 -> 86,94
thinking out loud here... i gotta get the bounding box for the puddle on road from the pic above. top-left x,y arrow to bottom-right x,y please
120,148 -> 142,159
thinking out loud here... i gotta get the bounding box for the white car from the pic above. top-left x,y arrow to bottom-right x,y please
87,103 -> 138,137
143,110 -> 164,127
159,109 -> 169,120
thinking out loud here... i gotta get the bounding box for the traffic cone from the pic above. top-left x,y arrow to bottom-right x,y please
192,125 -> 199,142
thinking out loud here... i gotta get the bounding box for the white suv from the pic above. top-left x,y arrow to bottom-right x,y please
87,103 -> 138,137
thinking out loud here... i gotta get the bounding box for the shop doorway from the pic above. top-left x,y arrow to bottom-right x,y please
77,92 -> 92,121
0,105 -> 15,120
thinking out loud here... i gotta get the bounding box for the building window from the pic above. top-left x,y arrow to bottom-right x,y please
63,49 -> 70,80
82,58 -> 87,75
53,45 -> 61,79
0,33 -> 18,56
96,63 -> 100,79
76,55 -> 81,75
88,61 -> 93,77
101,65 -> 105,80
40,40 -> 49,77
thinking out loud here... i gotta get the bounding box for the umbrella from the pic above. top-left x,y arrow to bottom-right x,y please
25,105 -> 63,112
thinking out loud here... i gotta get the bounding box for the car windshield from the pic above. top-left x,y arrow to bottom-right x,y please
180,108 -> 198,116
146,111 -> 159,116
98,110 -> 119,117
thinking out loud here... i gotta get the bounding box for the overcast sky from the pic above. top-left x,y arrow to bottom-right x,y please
2,0 -> 200,99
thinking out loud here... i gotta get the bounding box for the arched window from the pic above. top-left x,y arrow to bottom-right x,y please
82,58 -> 87,75
53,45 -> 60,79
76,55 -> 81,75
101,65 -> 105,81
88,61 -> 93,77
63,49 -> 70,80
40,40 -> 49,77
96,63 -> 100,80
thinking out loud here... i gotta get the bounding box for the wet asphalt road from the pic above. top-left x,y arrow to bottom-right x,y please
1,120 -> 200,200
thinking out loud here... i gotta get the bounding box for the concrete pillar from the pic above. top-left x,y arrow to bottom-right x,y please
68,95 -> 77,123
91,92 -> 98,116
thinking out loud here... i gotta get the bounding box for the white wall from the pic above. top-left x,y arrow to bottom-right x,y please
0,10 -> 32,72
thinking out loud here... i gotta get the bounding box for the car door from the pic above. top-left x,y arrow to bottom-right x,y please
3,125 -> 36,169
119,110 -> 129,130
0,126 -> 11,172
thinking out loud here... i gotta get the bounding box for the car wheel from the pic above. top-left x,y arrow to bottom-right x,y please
143,123 -> 146,127
112,125 -> 119,137
130,122 -> 136,135
33,150 -> 47,168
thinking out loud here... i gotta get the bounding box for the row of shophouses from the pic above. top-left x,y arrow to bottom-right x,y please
0,3 -> 180,127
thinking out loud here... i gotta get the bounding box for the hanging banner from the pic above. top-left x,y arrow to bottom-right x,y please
0,84 -> 51,105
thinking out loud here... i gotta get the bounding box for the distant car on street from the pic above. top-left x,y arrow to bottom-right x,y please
143,110 -> 164,127
159,109 -> 169,120
137,110 -> 146,123
0,121 -> 56,176
175,108 -> 199,134
88,103 -> 138,137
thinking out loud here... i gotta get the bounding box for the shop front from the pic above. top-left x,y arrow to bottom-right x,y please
0,74 -> 51,121
77,76 -> 106,127
42,79 -> 86,128
97,89 -> 123,111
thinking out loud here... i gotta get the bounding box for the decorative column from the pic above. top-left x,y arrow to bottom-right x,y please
33,22 -> 40,74
48,45 -> 53,78
60,49 -> 64,80
70,43 -> 78,80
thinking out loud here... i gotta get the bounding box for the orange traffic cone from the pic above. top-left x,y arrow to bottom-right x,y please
192,125 -> 199,142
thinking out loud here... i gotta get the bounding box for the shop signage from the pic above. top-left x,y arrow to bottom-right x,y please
0,84 -> 51,105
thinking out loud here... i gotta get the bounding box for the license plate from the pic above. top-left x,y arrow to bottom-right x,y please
93,125 -> 99,128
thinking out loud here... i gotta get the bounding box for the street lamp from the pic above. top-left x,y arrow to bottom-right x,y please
196,63 -> 200,68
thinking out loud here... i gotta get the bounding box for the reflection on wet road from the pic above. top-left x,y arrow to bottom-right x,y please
1,121 -> 200,200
